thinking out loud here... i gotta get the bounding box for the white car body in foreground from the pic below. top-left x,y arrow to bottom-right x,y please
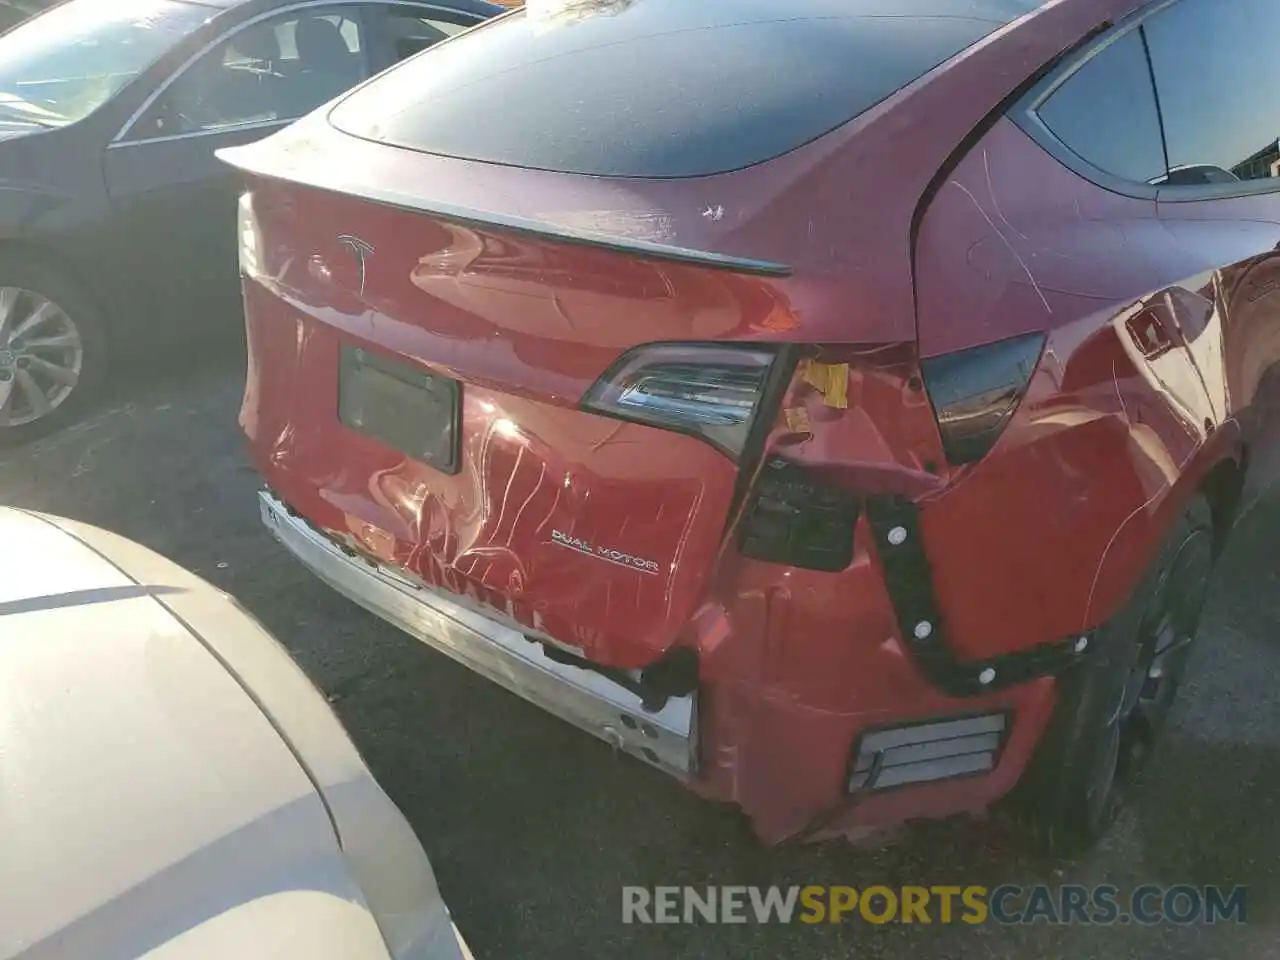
0,508 -> 471,960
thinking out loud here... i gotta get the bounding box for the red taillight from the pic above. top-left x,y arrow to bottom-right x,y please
582,344 -> 777,458
920,332 -> 1046,465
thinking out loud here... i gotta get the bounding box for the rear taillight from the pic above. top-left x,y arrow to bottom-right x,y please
583,344 -> 776,458
920,332 -> 1046,465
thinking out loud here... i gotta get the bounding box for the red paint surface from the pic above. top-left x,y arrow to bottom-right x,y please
235,0 -> 1280,841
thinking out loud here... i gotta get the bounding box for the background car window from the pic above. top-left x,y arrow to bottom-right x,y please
277,14 -> 362,57
1145,0 -> 1280,188
0,0 -> 208,129
386,9 -> 472,63
134,8 -> 365,139
1035,28 -> 1167,185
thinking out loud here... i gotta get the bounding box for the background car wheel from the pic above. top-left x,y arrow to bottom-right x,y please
1012,495 -> 1215,857
0,253 -> 107,445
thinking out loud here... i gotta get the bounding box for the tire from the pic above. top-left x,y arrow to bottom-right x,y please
1012,495 -> 1215,857
0,253 -> 108,445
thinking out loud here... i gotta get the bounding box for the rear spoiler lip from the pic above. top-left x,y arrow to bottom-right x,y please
217,145 -> 793,279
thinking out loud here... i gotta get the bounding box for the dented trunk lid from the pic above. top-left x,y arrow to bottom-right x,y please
216,0 -> 1001,666
225,141 -> 820,670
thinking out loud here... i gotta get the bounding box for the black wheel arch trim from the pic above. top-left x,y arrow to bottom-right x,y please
865,495 -> 1095,698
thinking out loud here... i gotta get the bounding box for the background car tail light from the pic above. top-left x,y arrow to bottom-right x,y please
237,191 -> 263,279
920,332 -> 1046,464
582,344 -> 776,458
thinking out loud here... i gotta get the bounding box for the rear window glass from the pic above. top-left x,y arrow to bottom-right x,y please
329,0 -> 1039,179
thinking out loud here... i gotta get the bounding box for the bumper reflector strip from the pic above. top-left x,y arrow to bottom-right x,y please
847,713 -> 1006,792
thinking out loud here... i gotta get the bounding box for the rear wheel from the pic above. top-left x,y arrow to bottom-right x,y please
0,255 -> 107,445
1014,495 -> 1215,857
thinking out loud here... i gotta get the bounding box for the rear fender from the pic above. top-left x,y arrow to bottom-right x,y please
911,118 -> 1272,664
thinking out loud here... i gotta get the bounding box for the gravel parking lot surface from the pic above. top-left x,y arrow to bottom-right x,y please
3,352 -> 1277,959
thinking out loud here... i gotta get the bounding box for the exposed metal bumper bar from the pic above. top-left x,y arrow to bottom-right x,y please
259,491 -> 696,778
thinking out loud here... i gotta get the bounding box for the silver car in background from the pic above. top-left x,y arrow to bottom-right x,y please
0,507 -> 472,960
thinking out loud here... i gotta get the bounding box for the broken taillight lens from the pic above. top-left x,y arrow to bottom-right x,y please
582,344 -> 776,458
920,332 -> 1046,465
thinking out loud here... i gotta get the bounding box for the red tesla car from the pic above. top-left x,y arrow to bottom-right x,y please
223,0 -> 1280,854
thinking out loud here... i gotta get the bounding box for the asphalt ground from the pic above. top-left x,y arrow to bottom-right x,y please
2,346 -> 1277,960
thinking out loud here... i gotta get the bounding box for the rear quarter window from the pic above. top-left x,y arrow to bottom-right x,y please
1034,27 -> 1167,185
328,0 -> 1040,178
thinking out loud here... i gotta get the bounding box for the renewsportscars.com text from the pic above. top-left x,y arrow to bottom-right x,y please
621,885 -> 1248,926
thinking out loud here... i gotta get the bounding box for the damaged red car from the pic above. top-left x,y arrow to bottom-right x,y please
223,0 -> 1280,854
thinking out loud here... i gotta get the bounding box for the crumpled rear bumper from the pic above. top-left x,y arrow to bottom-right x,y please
260,488 -> 1060,844
259,489 -> 698,780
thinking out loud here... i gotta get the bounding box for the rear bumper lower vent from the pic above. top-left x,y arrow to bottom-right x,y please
847,713 -> 1006,792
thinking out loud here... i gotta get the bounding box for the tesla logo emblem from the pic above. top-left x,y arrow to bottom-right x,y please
337,235 -> 375,297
